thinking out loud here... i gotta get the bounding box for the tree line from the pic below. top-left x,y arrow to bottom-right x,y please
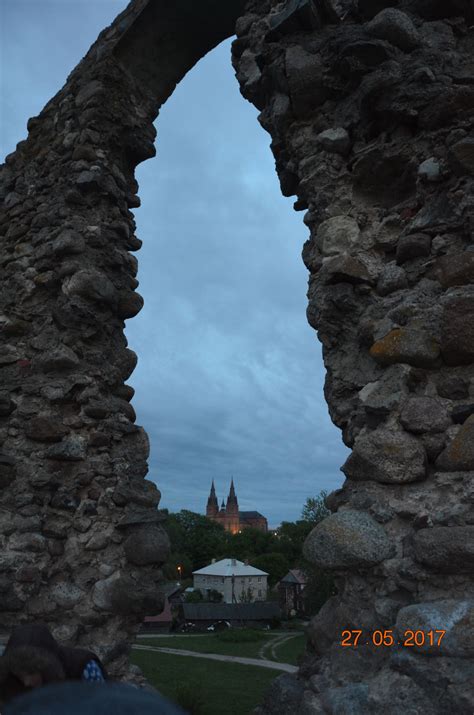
160,491 -> 335,613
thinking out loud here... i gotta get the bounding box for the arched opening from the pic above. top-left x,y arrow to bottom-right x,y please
127,36 -> 348,522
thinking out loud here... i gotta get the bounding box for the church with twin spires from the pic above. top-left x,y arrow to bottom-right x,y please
206,479 -> 268,534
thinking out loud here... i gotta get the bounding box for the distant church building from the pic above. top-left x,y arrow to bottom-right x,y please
206,480 -> 268,534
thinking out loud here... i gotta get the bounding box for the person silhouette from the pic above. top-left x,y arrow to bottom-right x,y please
0,623 -> 107,704
0,623 -> 186,714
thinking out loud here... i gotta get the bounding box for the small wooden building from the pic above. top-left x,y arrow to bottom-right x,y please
141,584 -> 184,633
277,569 -> 308,617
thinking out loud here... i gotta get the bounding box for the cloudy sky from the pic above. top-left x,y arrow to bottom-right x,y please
1,0 -> 349,526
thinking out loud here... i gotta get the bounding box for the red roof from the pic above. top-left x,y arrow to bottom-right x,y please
143,597 -> 172,623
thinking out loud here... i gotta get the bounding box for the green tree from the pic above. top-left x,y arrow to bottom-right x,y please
228,527 -> 276,562
298,490 -> 335,615
185,589 -> 203,603
165,510 -> 229,571
274,520 -> 314,563
301,491 -> 330,525
207,589 -> 223,603
252,552 -> 289,588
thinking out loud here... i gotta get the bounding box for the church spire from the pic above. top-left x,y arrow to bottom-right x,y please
206,480 -> 219,518
226,477 -> 239,515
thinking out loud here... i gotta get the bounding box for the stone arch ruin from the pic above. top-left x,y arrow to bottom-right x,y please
1,0 -> 473,711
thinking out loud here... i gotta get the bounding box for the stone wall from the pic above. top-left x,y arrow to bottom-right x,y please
233,1 -> 474,712
0,0 -> 245,680
1,0 -> 473,708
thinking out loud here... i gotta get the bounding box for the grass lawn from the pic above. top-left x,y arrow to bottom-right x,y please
272,634 -> 306,665
139,633 -> 273,659
138,631 -> 307,665
131,649 -> 280,715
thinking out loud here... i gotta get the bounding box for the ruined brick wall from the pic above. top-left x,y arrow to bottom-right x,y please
1,0 -> 473,707
233,1 -> 474,712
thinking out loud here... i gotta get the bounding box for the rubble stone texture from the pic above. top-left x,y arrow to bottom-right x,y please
0,0 -> 473,709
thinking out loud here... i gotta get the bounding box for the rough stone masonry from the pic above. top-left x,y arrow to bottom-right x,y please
0,0 -> 473,711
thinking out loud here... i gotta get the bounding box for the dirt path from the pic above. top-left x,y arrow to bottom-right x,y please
258,633 -> 299,661
133,644 -> 298,673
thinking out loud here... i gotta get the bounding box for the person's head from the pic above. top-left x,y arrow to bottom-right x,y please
0,643 -> 65,704
4,624 -> 61,654
0,622 -> 110,706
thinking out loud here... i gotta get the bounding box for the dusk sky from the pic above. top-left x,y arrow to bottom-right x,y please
1,0 -> 349,526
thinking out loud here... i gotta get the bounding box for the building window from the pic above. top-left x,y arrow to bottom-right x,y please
258,590 -> 262,597
258,577 -> 261,582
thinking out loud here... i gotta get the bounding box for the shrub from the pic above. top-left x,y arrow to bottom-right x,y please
175,681 -> 206,715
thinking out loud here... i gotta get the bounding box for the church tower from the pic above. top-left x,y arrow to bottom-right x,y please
205,479 -> 267,533
206,480 -> 219,518
225,479 -> 240,534
214,498 -> 227,529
